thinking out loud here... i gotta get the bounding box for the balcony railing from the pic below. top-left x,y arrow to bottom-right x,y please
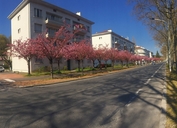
73,24 -> 87,35
45,18 -> 63,28
45,32 -> 53,38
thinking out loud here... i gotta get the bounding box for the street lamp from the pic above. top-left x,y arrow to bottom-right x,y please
151,17 -> 171,72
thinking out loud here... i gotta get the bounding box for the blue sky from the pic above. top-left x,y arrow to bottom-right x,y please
0,0 -> 159,54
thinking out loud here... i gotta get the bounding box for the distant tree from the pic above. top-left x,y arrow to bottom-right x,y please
9,39 -> 36,75
155,51 -> 161,58
0,34 -> 11,69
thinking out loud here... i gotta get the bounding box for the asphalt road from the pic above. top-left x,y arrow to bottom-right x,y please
0,63 -> 166,128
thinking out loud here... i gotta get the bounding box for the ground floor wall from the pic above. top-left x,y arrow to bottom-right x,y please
12,57 -> 93,73
12,57 -> 28,72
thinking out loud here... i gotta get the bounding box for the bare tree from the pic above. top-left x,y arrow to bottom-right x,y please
128,0 -> 177,72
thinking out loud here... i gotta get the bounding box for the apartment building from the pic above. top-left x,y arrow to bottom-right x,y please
135,46 -> 153,58
92,30 -> 135,53
8,0 -> 94,72
92,30 -> 135,66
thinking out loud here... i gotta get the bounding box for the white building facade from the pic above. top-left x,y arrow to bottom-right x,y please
135,46 -> 153,58
92,30 -> 135,53
8,0 -> 94,72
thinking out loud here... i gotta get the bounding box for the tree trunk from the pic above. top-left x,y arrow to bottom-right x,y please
78,60 -> 80,72
127,60 -> 129,68
98,60 -> 102,70
121,61 -> 123,67
105,60 -> 107,70
49,59 -> 53,79
27,59 -> 31,75
81,60 -> 84,72
57,59 -> 61,73
92,60 -> 95,69
112,60 -> 115,70
174,35 -> 177,74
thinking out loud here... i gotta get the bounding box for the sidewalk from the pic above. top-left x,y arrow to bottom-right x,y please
0,69 -> 125,87
0,72 -> 25,80
0,66 -> 143,87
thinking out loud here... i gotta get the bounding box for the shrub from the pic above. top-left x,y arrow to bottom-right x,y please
33,66 -> 50,73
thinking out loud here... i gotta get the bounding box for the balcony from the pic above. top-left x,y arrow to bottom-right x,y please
45,32 -> 53,38
46,33 -> 66,41
45,18 -> 63,28
73,24 -> 87,35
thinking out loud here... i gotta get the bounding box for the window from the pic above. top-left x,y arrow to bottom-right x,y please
18,28 -> 21,33
34,23 -> 42,33
65,18 -> 70,24
74,34 -> 84,42
87,26 -> 90,32
99,37 -> 102,39
47,27 -> 57,36
112,37 -> 114,41
17,15 -> 20,20
34,8 -> 42,18
86,36 -> 90,39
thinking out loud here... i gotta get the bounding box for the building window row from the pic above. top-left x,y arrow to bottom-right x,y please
33,8 -> 90,35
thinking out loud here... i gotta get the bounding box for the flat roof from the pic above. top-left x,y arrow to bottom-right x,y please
92,30 -> 135,45
8,0 -> 94,24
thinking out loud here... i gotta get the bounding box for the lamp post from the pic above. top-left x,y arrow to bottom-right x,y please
151,18 -> 171,72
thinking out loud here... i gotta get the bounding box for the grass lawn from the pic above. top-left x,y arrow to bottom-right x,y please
15,65 -> 136,87
166,70 -> 177,128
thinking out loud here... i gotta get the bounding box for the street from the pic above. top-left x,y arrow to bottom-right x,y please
0,63 -> 166,128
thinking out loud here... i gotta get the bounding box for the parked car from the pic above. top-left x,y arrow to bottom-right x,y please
0,66 -> 4,72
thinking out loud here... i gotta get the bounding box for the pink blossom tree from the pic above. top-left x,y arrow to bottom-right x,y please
8,39 -> 36,75
55,48 -> 65,73
119,51 -> 133,67
130,54 -> 141,65
102,47 -> 110,69
34,25 -> 77,78
119,51 -> 126,67
93,44 -> 109,70
107,48 -> 120,69
65,40 -> 92,72
94,47 -> 106,70
87,46 -> 97,69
